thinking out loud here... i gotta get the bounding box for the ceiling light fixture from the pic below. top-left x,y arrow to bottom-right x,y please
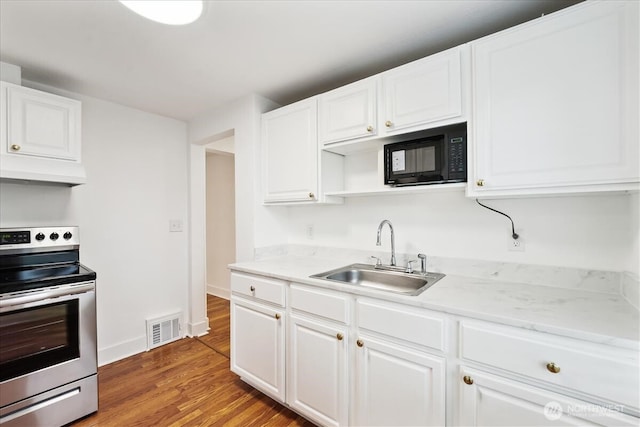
119,1 -> 203,26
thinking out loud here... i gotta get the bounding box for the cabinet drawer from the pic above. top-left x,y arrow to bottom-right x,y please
357,298 -> 445,351
231,273 -> 285,306
290,284 -> 350,323
460,321 -> 640,410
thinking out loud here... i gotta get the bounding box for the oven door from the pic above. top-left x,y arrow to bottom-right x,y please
0,282 -> 97,408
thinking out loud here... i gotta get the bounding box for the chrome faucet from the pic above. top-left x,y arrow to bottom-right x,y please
376,219 -> 396,266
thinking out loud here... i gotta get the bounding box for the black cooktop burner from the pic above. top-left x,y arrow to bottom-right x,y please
0,249 -> 96,294
0,263 -> 96,294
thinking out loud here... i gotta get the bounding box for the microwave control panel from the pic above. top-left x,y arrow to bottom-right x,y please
448,137 -> 465,174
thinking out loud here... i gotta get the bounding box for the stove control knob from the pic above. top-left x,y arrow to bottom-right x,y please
35,232 -> 45,241
50,232 -> 59,241
63,232 -> 73,240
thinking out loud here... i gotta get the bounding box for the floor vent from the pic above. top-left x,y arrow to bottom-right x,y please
146,312 -> 182,350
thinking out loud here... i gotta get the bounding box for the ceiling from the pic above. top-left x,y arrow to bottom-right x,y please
0,0 -> 580,122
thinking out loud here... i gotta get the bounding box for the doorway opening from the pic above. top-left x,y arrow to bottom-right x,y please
198,136 -> 235,357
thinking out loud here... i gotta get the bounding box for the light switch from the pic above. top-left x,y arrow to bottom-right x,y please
169,220 -> 183,232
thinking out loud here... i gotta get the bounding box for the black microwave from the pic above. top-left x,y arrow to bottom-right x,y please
384,123 -> 467,186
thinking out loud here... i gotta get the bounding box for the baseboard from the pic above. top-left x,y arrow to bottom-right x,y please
97,335 -> 147,367
207,283 -> 230,300
188,318 -> 210,337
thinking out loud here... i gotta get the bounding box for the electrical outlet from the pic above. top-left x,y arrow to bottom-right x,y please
508,231 -> 525,252
306,224 -> 314,240
169,220 -> 183,232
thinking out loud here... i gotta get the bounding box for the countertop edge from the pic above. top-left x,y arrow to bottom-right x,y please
229,259 -> 640,352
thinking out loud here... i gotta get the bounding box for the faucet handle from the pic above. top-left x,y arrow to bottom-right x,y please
405,260 -> 417,274
370,256 -> 382,267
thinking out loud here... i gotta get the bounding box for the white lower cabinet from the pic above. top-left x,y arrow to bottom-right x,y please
458,320 -> 639,426
458,367 -> 639,427
230,273 -> 287,401
230,272 -> 638,427
230,296 -> 285,402
353,335 -> 445,426
288,314 -> 348,427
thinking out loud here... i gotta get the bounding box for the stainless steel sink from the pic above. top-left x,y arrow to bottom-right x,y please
310,263 -> 444,296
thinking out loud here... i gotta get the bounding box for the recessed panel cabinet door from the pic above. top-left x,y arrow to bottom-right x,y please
470,1 -> 639,196
353,335 -> 445,427
458,367 -> 639,427
288,314 -> 348,427
382,46 -> 462,134
319,78 -> 377,145
230,298 -> 285,402
262,99 -> 318,203
4,83 -> 81,161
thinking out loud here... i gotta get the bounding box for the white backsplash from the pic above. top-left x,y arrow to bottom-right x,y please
622,272 -> 640,310
254,244 -> 634,296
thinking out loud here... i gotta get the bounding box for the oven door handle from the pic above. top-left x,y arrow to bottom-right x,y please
0,282 -> 95,309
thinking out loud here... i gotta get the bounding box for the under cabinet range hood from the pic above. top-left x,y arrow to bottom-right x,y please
0,156 -> 87,186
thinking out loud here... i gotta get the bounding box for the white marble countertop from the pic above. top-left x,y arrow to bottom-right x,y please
229,255 -> 640,351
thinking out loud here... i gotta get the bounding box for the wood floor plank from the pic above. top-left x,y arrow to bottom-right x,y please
71,295 -> 315,427
196,294 -> 231,357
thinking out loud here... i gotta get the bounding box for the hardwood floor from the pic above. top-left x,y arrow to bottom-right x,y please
197,294 -> 231,358
72,295 -> 315,427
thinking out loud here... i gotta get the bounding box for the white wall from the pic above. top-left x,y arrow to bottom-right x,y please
187,94 -> 282,338
0,82 -> 190,365
281,190 -> 639,274
206,151 -> 236,298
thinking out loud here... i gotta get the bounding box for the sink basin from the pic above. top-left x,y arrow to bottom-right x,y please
311,263 -> 444,296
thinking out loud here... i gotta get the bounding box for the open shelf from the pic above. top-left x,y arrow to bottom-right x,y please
325,182 -> 466,198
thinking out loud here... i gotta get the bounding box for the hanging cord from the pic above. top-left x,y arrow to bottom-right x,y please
475,199 -> 519,240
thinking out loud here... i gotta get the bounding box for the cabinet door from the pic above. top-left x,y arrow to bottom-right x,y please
230,297 -> 285,402
353,335 -> 445,426
288,314 -> 348,427
382,46 -> 462,134
458,367 -> 639,426
470,1 -> 639,196
3,82 -> 81,161
262,98 -> 318,203
319,78 -> 377,145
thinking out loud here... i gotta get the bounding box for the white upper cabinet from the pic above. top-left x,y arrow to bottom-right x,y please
319,78 -> 377,145
262,98 -> 319,203
319,45 -> 466,152
381,46 -> 463,135
262,98 -> 344,204
469,1 -> 639,197
0,82 -> 86,185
